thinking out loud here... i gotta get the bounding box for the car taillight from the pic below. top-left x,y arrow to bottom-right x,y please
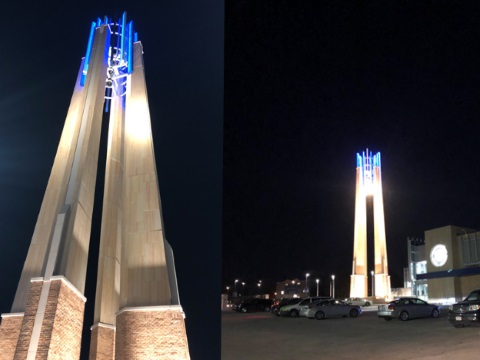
387,304 -> 395,311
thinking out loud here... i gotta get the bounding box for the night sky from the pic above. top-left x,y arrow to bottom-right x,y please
0,1 -> 222,359
223,1 -> 480,299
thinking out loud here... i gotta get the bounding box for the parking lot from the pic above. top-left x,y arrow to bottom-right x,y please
222,307 -> 480,359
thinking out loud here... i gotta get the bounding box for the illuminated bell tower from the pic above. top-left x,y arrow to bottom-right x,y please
0,13 -> 189,360
350,149 -> 391,299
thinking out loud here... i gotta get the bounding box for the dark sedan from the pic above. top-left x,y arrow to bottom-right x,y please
271,298 -> 302,315
377,297 -> 439,321
233,298 -> 273,313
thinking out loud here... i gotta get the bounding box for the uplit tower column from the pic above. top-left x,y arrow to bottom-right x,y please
87,14 -> 190,360
350,149 -> 391,299
0,24 -> 110,359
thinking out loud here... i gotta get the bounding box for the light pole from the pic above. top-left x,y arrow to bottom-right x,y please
305,273 -> 310,294
316,278 -> 320,296
234,279 -> 239,297
371,270 -> 375,298
331,275 -> 335,299
241,282 -> 245,296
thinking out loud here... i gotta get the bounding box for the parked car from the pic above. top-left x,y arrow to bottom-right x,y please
306,299 -> 362,320
344,297 -> 371,307
279,297 -> 330,317
448,289 -> 480,328
299,297 -> 332,317
377,297 -> 439,321
233,298 -> 273,313
271,298 -> 302,315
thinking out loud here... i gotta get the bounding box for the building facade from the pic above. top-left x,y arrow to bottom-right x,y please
404,237 -> 428,300
416,225 -> 480,304
275,279 -> 310,299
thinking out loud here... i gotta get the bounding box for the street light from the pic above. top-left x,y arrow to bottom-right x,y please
331,275 -> 335,299
371,270 -> 375,298
316,278 -> 320,296
234,279 -> 239,297
305,273 -> 310,294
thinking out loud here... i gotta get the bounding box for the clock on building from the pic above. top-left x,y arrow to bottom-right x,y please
430,244 -> 448,267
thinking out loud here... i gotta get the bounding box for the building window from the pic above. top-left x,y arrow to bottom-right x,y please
462,234 -> 480,265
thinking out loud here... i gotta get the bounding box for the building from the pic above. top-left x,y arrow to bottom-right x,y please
404,237 -> 428,300
0,13 -> 189,359
415,225 -> 480,304
275,279 -> 310,299
350,149 -> 391,298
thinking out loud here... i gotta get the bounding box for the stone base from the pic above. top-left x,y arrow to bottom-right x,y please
350,274 -> 367,298
13,276 -> 86,359
115,306 -> 190,360
0,313 -> 24,359
90,323 -> 116,360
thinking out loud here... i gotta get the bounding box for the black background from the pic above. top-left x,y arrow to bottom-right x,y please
223,0 -> 480,299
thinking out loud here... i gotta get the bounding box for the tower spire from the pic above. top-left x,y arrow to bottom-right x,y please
350,149 -> 391,299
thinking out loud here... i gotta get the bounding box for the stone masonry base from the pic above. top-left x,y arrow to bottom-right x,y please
7,277 -> 86,360
89,323 -> 116,360
115,306 -> 190,360
0,313 -> 24,359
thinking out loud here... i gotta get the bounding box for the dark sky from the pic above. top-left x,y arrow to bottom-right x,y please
223,1 -> 480,299
0,1 -> 222,359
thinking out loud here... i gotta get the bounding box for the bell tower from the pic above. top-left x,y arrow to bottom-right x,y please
350,149 -> 391,299
0,13 -> 190,359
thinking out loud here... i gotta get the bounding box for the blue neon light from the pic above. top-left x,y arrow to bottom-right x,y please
97,18 -> 101,27
80,21 -> 97,86
128,21 -> 133,74
134,32 -> 138,42
121,12 -> 127,61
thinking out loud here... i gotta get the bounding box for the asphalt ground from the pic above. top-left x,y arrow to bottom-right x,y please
221,307 -> 480,360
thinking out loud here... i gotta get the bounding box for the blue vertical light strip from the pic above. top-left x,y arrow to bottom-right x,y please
104,16 -> 108,25
134,32 -> 138,42
80,22 -> 97,86
120,12 -> 127,61
127,21 -> 134,74
97,18 -> 101,27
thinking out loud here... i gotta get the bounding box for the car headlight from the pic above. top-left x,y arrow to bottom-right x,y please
468,305 -> 480,311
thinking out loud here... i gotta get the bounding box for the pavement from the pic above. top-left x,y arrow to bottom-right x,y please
221,307 -> 480,359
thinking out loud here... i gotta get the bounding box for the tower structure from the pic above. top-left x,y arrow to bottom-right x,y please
0,13 -> 190,359
350,149 -> 391,299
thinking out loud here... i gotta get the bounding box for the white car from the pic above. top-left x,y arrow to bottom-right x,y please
344,297 -> 371,307
279,297 -> 330,317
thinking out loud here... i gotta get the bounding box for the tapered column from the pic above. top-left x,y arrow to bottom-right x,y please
373,166 -> 391,298
1,24 -> 110,359
90,80 -> 125,360
114,41 -> 189,358
121,41 -> 171,309
350,165 -> 368,297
